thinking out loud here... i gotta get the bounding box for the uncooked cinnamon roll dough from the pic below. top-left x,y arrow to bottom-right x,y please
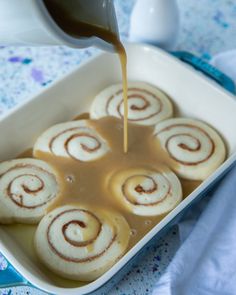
0,158 -> 59,224
35,205 -> 130,281
106,167 -> 182,216
33,120 -> 110,161
90,82 -> 173,125
153,118 -> 226,180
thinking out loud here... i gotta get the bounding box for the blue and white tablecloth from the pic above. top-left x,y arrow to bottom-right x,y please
1,0 -> 236,294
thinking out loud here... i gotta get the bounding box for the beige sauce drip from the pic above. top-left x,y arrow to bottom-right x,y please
43,0 -> 128,153
117,46 -> 128,153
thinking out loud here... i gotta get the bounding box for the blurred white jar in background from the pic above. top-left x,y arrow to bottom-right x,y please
129,0 -> 180,50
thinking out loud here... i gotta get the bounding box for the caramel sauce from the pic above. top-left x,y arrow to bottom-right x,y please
181,179 -> 202,198
43,0 -> 128,153
73,112 -> 90,121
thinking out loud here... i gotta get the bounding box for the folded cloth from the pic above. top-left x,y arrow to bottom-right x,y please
152,165 -> 236,295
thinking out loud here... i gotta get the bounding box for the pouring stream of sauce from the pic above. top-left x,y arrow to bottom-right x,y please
43,0 -> 128,153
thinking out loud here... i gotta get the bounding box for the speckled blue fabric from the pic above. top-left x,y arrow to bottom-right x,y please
1,0 -> 236,294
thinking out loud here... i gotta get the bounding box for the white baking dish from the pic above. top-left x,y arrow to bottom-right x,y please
0,43 -> 236,295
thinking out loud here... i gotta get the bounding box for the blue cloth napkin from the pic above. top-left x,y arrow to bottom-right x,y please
152,165 -> 236,295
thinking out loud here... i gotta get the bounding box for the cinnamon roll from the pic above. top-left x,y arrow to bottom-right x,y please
106,167 -> 182,216
153,118 -> 226,180
33,120 -> 110,161
0,158 -> 59,224
35,205 -> 130,281
90,82 -> 173,125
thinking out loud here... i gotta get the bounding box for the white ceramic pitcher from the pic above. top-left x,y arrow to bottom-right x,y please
0,0 -> 118,51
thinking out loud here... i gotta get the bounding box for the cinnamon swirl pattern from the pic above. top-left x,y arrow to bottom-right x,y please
107,167 -> 182,216
0,158 -> 59,224
90,82 -> 173,125
35,205 -> 130,281
33,120 -> 110,161
154,118 -> 226,180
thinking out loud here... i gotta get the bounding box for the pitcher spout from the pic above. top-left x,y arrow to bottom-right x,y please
39,0 -> 119,52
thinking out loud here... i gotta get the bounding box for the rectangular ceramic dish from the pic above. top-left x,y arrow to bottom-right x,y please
0,43 -> 236,295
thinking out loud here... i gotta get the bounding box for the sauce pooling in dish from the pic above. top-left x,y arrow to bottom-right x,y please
32,116 -> 201,248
